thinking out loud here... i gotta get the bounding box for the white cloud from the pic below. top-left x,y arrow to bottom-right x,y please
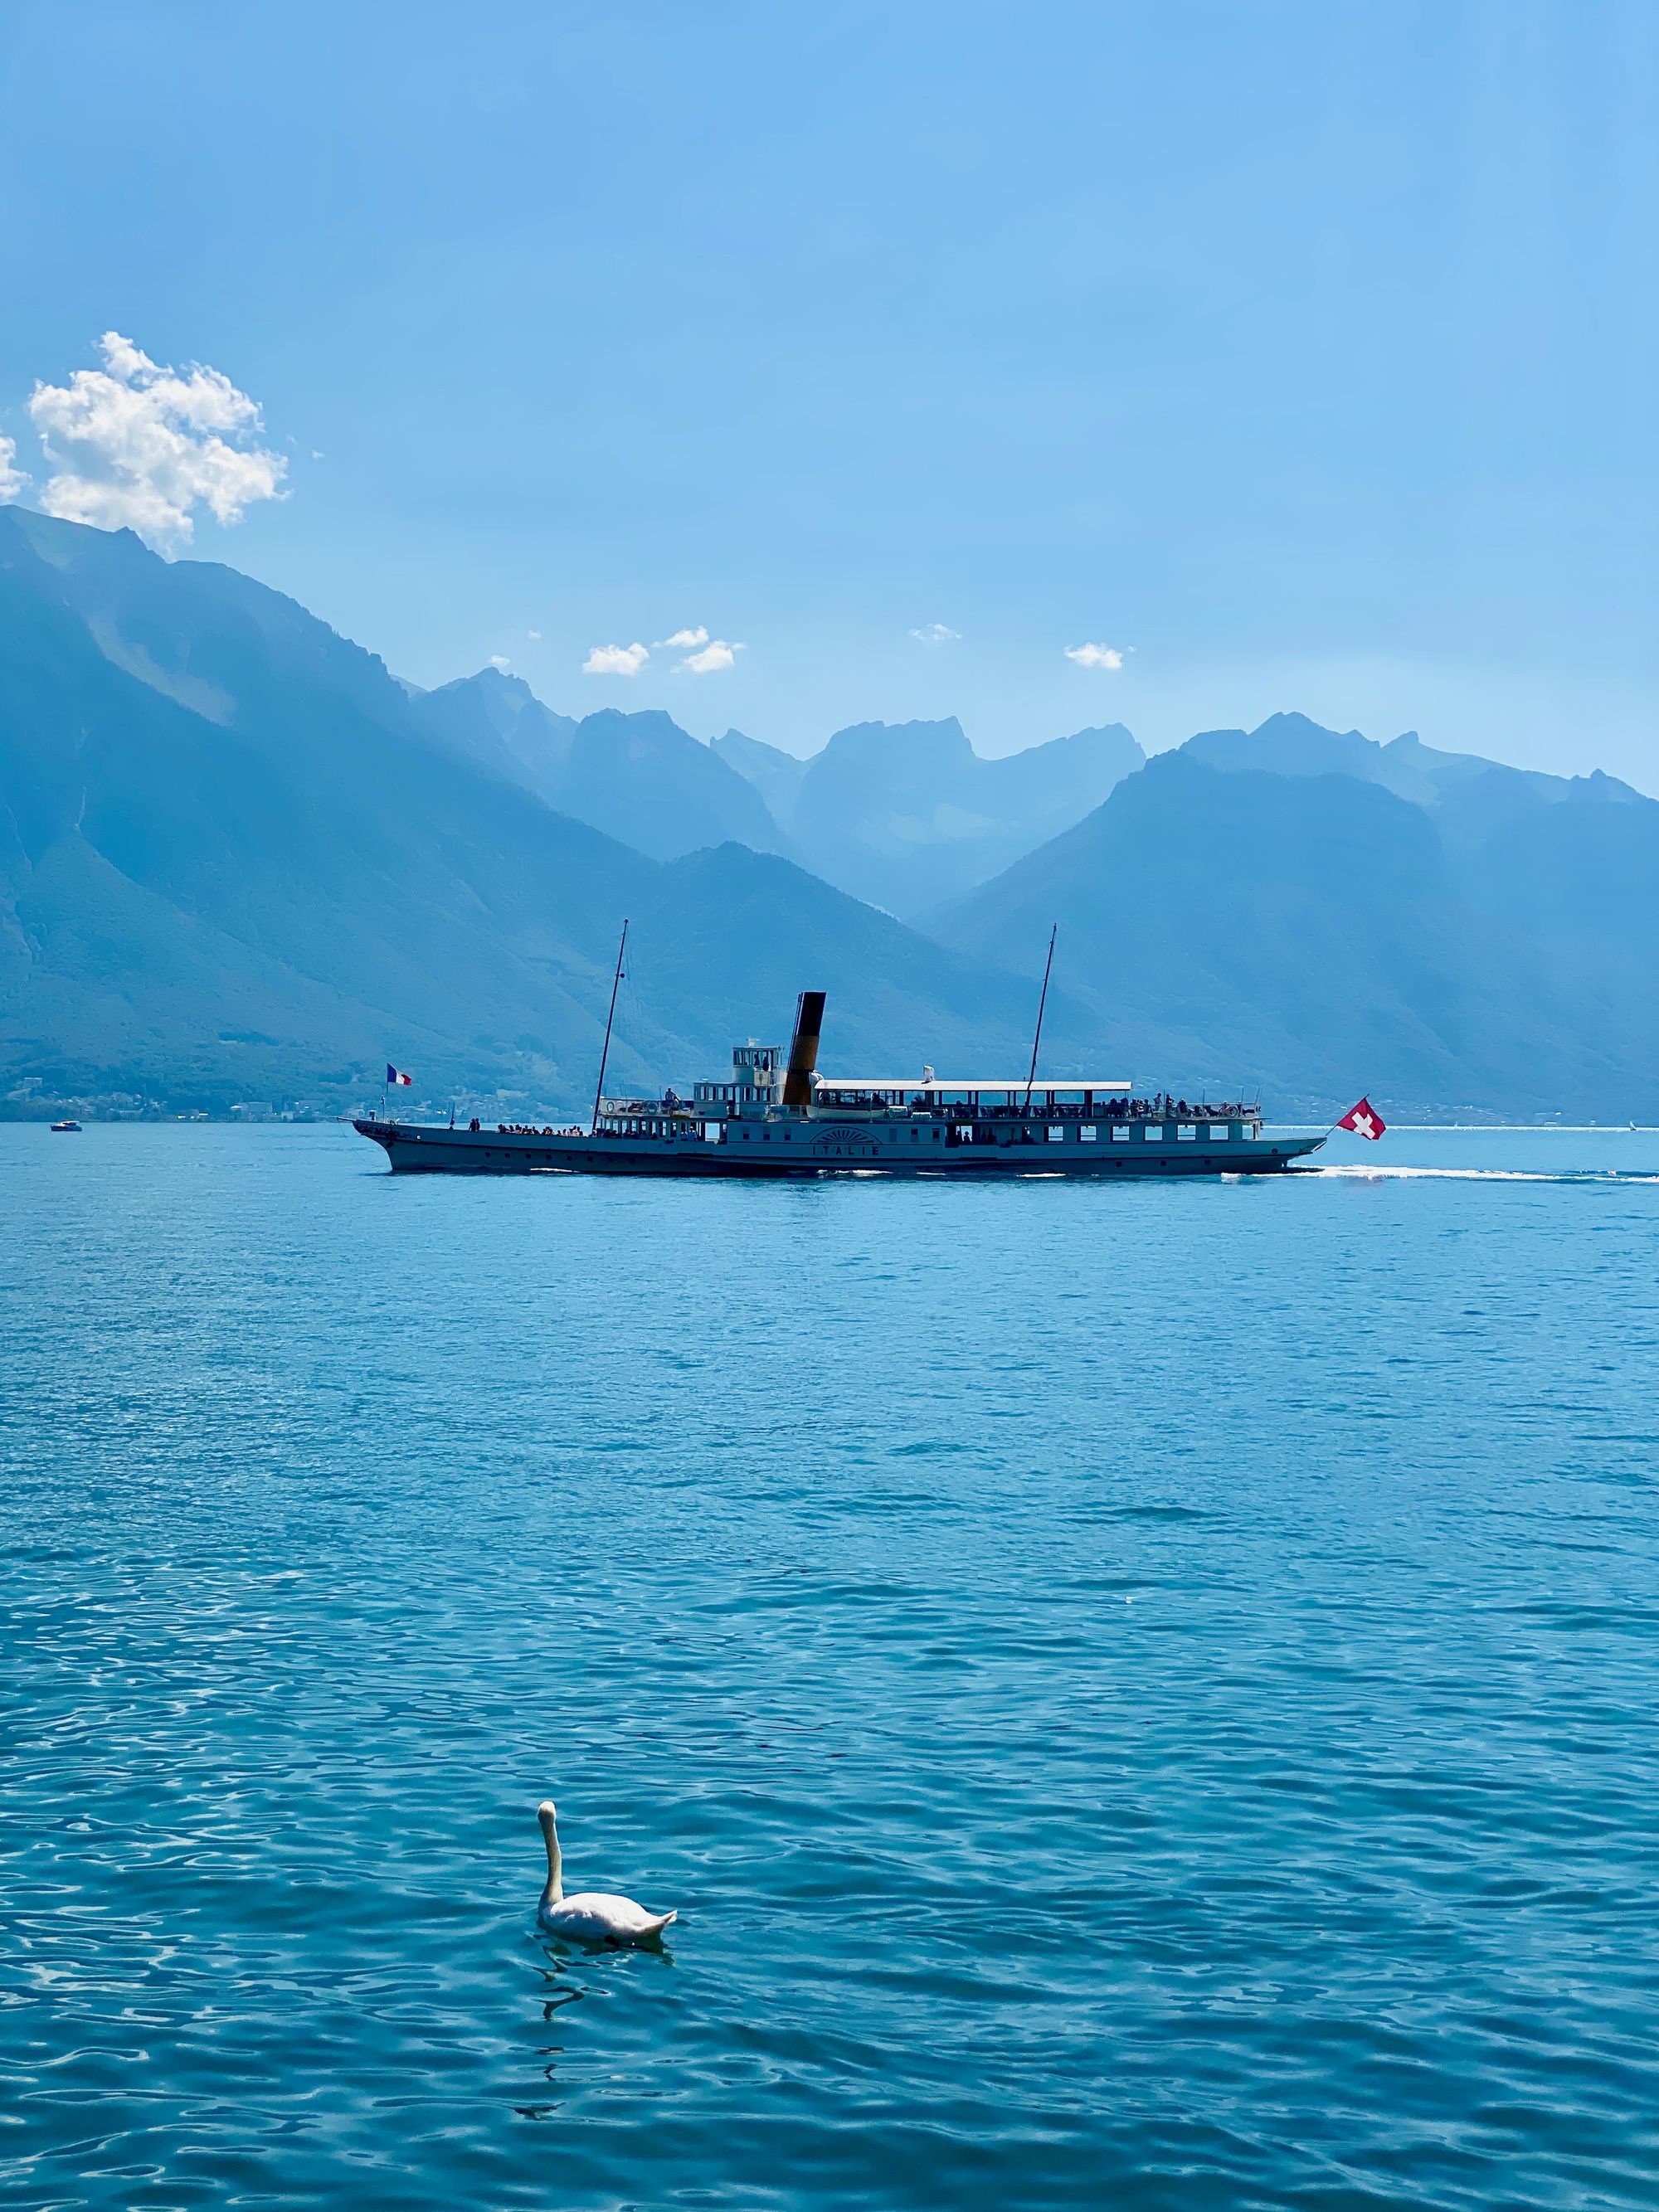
657,625 -> 708,649
678,639 -> 742,674
582,641 -> 649,676
1063,642 -> 1125,670
527,629 -> 542,642
908,622 -> 961,646
489,654 -> 512,673
25,331 -> 287,552
0,432 -> 26,503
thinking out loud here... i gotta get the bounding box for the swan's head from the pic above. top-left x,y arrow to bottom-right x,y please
538,1799 -> 558,1831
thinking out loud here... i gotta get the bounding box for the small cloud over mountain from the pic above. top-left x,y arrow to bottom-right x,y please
1063,642 -> 1124,670
23,331 -> 286,552
908,622 -> 961,646
582,641 -> 650,676
678,639 -> 742,674
489,654 -> 511,673
581,630 -> 740,674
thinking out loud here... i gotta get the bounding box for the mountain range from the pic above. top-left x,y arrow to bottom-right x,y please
411,673 -> 788,863
711,716 -> 1144,913
1,504 -> 1652,1121
937,718 -> 1658,1119
0,508 -> 1102,1115
409,669 -> 1141,912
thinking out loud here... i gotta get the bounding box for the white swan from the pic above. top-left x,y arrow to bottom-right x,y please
535,1800 -> 676,1947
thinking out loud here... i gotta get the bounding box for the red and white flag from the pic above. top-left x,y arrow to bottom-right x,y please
1337,1096 -> 1385,1140
386,1063 -> 413,1087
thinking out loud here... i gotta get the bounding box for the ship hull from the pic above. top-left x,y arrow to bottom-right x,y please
353,1119 -> 1326,1178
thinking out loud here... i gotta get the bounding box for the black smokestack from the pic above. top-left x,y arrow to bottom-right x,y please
782,990 -> 826,1107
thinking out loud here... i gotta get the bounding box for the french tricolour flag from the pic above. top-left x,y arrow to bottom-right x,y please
387,1063 -> 413,1087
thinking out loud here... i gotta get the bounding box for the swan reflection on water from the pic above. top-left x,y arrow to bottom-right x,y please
517,1926 -> 675,2122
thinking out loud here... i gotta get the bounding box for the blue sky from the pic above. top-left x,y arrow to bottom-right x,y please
2,1 -> 1655,784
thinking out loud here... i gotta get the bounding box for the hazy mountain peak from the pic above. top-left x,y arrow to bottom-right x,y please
426,665 -> 547,727
715,725 -> 801,764
412,666 -> 577,792
786,715 -> 1144,916
470,664 -> 537,701
406,683 -> 789,858
1,504 -> 149,573
1185,713 -> 1506,809
1253,709 -> 1364,741
821,717 -> 975,769
712,728 -> 810,828
1578,766 -> 1643,804
1181,710 -> 1652,824
1184,713 -> 1379,786
578,705 -> 707,747
1,502 -> 411,739
553,706 -> 788,860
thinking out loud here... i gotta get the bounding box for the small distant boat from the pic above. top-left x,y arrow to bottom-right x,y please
50,1120 -> 81,1133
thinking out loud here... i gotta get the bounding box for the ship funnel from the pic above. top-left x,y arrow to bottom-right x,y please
782,990 -> 826,1107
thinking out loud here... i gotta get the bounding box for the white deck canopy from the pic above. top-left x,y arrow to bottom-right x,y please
819,1077 -> 1133,1093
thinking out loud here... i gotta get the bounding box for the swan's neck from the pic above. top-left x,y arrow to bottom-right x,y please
540,1816 -> 563,1906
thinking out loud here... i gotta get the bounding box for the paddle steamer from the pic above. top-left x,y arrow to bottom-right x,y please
353,988 -> 1326,1179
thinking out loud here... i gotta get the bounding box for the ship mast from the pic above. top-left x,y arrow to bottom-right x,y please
1022,924 -> 1058,1111
589,919 -> 629,1135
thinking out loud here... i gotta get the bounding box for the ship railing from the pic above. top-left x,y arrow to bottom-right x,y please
917,1100 -> 1260,1123
597,1097 -> 698,1121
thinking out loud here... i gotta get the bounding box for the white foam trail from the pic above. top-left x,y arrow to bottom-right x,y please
1308,1164 -> 1659,1184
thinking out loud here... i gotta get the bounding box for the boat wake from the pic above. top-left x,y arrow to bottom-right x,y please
1308,1164 -> 1659,1184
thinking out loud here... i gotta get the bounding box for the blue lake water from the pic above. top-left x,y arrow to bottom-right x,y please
4,1123 -> 1658,2210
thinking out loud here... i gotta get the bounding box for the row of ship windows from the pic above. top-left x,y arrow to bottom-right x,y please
979,1124 -> 1248,1143
713,1123 -> 1251,1144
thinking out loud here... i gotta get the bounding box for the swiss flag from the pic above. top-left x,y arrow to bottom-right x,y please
1338,1096 -> 1386,1140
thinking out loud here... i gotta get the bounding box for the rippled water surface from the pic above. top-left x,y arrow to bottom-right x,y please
5,1124 -> 1659,2210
